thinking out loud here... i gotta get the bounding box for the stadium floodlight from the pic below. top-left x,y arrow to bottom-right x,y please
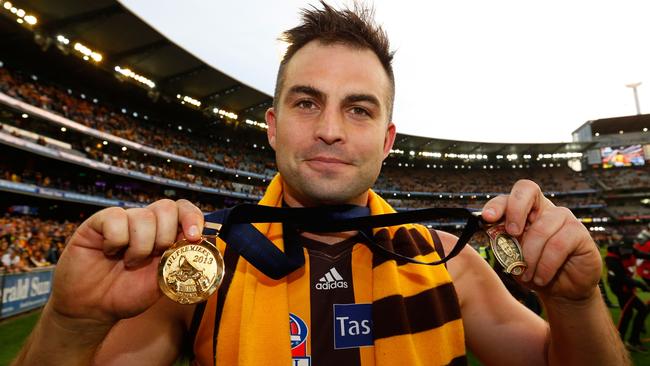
56,35 -> 70,45
212,107 -> 237,119
24,15 -> 36,25
73,42 -> 102,62
177,94 -> 201,107
625,82 -> 642,115
114,66 -> 156,89
245,119 -> 268,129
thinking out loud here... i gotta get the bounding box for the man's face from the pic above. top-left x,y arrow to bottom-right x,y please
266,41 -> 396,207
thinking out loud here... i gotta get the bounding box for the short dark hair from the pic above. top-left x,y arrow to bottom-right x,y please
273,1 -> 395,119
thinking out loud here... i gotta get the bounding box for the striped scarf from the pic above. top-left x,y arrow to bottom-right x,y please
193,174 -> 466,365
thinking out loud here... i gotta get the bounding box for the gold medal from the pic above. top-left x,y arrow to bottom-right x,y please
158,236 -> 224,304
484,224 -> 527,276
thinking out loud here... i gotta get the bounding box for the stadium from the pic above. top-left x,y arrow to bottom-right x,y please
0,1 -> 649,365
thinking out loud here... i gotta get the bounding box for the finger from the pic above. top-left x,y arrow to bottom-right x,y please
83,207 -> 129,255
481,195 -> 508,223
519,207 -> 569,282
505,179 -> 545,236
147,199 -> 179,250
176,199 -> 204,241
530,218 -> 585,287
123,208 -> 157,267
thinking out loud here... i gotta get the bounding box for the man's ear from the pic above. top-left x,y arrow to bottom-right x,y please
382,122 -> 396,159
266,107 -> 277,151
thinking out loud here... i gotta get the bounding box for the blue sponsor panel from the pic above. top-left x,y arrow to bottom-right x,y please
1,268 -> 54,318
333,303 -> 373,349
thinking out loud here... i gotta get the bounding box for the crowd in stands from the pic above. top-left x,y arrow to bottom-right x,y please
377,165 -> 592,194
609,205 -> 650,219
85,147 -> 265,196
0,214 -> 76,273
386,194 -> 606,211
0,67 -> 276,176
591,166 -> 650,190
0,167 -> 220,213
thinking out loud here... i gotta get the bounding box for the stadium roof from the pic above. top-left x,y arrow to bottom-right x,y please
0,0 -> 273,122
573,113 -> 650,136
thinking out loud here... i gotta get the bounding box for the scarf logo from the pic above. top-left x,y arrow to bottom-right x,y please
290,313 -> 311,366
333,303 -> 373,349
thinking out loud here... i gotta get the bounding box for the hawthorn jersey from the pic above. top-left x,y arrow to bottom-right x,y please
190,226 -> 466,366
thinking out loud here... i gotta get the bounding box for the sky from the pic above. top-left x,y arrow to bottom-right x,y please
119,0 -> 650,143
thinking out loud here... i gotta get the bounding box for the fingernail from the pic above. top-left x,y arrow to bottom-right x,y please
507,222 -> 519,235
534,276 -> 544,286
188,225 -> 199,238
484,208 -> 495,217
522,273 -> 531,282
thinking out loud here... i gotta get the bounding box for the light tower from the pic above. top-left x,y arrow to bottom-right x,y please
625,82 -> 642,115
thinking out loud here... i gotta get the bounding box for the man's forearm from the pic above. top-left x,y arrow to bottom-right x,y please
12,303 -> 113,366
544,288 -> 630,366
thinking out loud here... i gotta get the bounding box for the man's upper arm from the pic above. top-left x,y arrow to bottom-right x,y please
93,296 -> 195,365
436,230 -> 549,366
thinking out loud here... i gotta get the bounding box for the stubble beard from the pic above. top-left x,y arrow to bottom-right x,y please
280,161 -> 378,206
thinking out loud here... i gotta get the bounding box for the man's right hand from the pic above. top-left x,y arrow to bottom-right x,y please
50,199 -> 203,326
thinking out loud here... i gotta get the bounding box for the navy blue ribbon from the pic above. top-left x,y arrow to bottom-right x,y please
204,204 -> 483,280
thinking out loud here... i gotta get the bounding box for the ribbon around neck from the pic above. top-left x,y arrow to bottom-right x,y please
204,204 -> 484,280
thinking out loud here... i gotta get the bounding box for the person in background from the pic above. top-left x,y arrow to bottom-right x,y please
605,233 -> 650,352
634,225 -> 650,286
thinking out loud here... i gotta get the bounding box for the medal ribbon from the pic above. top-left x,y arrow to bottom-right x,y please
204,204 -> 485,280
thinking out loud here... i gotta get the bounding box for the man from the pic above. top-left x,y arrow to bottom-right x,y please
14,2 -> 627,365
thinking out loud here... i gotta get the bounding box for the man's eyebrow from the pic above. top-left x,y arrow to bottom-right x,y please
342,94 -> 381,108
286,85 -> 325,101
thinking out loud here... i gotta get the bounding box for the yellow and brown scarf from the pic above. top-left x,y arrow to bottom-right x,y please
193,174 -> 465,365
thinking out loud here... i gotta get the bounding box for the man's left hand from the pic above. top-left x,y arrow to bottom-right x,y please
482,179 -> 602,301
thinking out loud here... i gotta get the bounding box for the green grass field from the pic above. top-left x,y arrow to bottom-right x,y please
0,310 -> 40,366
1,265 -> 649,365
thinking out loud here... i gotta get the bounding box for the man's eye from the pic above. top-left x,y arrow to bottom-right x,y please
296,100 -> 316,109
350,107 -> 370,117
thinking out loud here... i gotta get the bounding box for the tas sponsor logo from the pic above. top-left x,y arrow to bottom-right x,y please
315,267 -> 348,290
333,303 -> 373,349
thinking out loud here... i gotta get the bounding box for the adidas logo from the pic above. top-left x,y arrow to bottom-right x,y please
316,267 -> 348,290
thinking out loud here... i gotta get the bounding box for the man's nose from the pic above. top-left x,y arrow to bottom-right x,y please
314,106 -> 345,145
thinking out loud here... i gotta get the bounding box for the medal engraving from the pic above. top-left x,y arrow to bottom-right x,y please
485,225 -> 527,276
158,237 -> 224,304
